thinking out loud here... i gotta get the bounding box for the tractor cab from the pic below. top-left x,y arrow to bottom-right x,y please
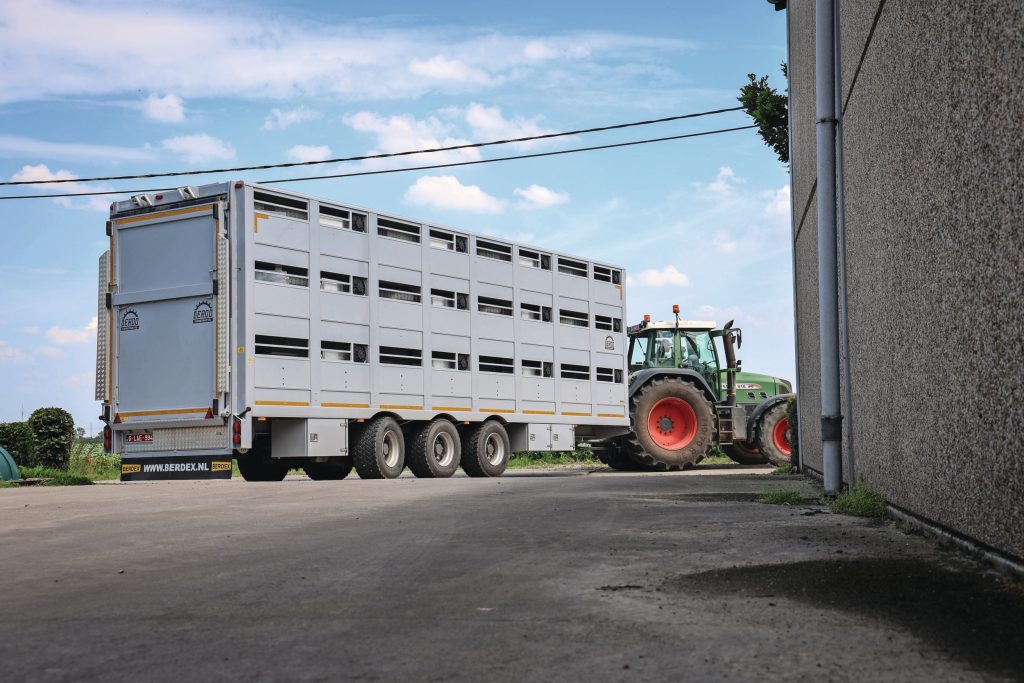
627,312 -> 722,392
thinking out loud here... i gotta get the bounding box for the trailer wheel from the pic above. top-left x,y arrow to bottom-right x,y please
303,459 -> 353,480
628,378 -> 714,470
461,421 -> 510,477
236,436 -> 288,482
353,416 -> 406,479
407,419 -> 461,478
754,402 -> 792,466
724,441 -> 770,466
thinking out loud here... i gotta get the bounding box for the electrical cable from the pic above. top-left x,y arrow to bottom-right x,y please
0,105 -> 744,187
0,124 -> 757,201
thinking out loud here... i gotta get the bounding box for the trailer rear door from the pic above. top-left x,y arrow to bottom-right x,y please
110,202 -> 229,424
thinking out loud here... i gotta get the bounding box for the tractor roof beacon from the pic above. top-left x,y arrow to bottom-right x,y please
595,305 -> 795,471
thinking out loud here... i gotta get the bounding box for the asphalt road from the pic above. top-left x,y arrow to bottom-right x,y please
2,467 -> 1022,682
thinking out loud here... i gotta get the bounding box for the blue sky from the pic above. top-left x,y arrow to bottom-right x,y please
0,0 -> 791,431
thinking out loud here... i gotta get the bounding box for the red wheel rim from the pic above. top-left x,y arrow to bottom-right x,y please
773,417 -> 792,456
647,397 -> 697,450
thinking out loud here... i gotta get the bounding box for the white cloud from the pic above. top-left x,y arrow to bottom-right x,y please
0,1 -> 688,104
0,135 -> 155,162
461,103 -> 558,148
694,166 -> 746,197
404,175 -> 505,214
627,265 -> 690,288
10,164 -> 112,212
712,231 -> 738,254
0,340 -> 27,362
262,106 -> 321,130
36,346 -> 63,358
514,184 -> 569,209
344,111 -> 480,167
45,316 -> 97,345
409,56 -> 491,84
694,305 -> 758,327
762,185 -> 791,222
63,372 -> 94,388
161,134 -> 235,164
140,93 -> 185,123
287,144 -> 332,163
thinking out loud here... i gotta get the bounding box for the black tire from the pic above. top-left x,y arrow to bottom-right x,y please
627,378 -> 715,470
407,419 -> 461,478
754,402 -> 793,466
461,421 -> 510,477
724,440 -> 770,465
353,416 -> 406,479
236,436 -> 288,482
303,459 -> 353,480
596,440 -> 656,471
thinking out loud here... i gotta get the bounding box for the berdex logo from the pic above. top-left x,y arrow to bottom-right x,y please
120,309 -> 139,331
193,300 -> 214,324
604,335 -> 615,351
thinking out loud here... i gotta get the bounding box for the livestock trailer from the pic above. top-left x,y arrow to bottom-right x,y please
96,181 -> 630,480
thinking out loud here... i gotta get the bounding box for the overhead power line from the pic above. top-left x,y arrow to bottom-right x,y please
0,106 -> 744,187
0,124 -> 757,201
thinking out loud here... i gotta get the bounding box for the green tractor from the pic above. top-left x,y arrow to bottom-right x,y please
597,306 -> 794,471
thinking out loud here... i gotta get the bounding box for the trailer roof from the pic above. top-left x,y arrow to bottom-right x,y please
112,181 -> 626,272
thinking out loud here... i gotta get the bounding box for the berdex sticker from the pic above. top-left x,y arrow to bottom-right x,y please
120,309 -> 139,331
193,300 -> 213,324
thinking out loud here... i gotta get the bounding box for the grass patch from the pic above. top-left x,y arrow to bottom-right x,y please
0,480 -> 18,488
18,466 -> 94,485
67,441 -> 121,480
757,489 -> 806,505
829,480 -> 887,517
508,449 -> 600,469
772,463 -> 794,475
699,443 -> 734,466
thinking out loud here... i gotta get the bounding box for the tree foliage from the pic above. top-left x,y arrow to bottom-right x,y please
28,407 -> 76,470
738,63 -> 789,164
0,421 -> 38,468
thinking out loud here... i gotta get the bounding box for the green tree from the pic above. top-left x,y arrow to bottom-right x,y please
28,407 -> 76,470
739,63 -> 789,164
0,421 -> 38,468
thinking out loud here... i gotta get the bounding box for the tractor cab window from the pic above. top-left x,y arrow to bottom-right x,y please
650,330 -> 675,366
687,331 -> 720,389
628,335 -> 649,370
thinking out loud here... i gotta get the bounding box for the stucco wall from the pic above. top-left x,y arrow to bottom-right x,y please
789,0 -> 1024,560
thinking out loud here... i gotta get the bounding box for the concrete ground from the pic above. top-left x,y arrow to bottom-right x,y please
1,465 -> 1022,682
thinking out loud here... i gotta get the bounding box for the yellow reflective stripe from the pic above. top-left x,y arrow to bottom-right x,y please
114,204 -> 213,225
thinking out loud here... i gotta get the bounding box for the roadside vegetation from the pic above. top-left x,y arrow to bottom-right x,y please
0,407 -> 117,487
829,480 -> 887,518
508,447 -> 600,469
757,489 -> 806,505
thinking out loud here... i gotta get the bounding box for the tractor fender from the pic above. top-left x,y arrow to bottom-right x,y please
628,368 -> 718,404
746,393 -> 795,436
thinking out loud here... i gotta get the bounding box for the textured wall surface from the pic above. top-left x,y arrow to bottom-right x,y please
790,0 -> 1024,560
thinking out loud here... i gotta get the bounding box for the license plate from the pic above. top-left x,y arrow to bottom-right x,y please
126,433 -> 154,444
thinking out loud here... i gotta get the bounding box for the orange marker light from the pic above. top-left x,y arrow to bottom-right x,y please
672,304 -> 680,314
643,314 -> 651,322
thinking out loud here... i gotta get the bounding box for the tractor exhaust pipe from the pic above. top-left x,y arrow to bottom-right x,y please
722,320 -> 739,407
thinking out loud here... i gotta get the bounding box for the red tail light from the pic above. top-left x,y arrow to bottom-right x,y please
103,426 -> 112,452
232,418 -> 242,445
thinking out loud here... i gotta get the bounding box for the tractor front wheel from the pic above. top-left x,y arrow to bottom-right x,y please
629,378 -> 714,470
754,402 -> 792,466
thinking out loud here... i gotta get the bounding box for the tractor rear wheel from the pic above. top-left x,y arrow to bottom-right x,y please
724,440 -> 770,465
754,402 -> 792,466
627,378 -> 714,470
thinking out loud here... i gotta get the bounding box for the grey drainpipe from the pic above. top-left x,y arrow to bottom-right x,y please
816,0 -> 843,495
834,0 -> 856,488
784,2 -> 804,469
